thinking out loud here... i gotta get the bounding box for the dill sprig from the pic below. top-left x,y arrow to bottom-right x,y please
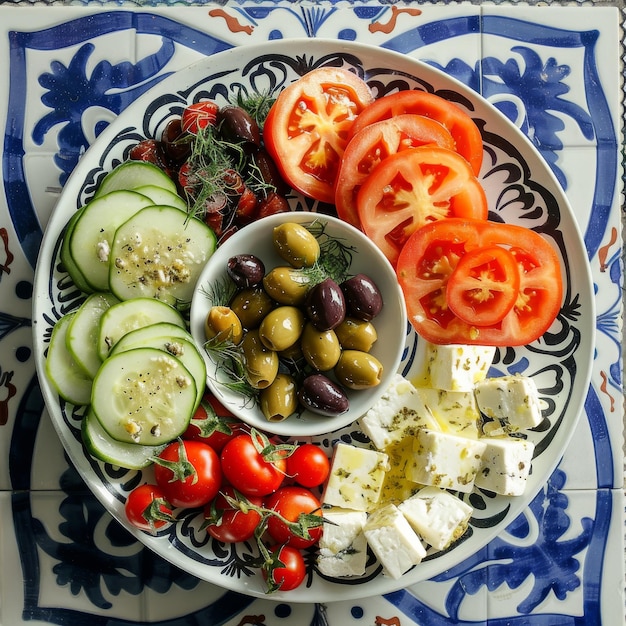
203,334 -> 257,400
306,220 -> 356,284
233,91 -> 276,130
200,275 -> 237,308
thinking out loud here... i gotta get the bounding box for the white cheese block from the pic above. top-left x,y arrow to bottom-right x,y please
416,387 -> 481,438
322,443 -> 390,512
359,373 -> 439,450
379,437 -> 423,506
474,375 -> 543,433
408,429 -> 487,493
363,504 -> 426,579
398,486 -> 473,550
317,508 -> 368,577
417,342 -> 495,391
474,436 -> 535,496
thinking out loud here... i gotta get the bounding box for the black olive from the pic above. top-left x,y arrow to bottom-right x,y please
227,254 -> 266,288
218,106 -> 261,149
305,277 -> 346,331
298,374 -> 349,417
161,118 -> 192,165
250,148 -> 291,195
340,274 -> 383,321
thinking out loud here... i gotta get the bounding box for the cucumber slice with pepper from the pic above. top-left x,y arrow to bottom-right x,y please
108,205 -> 216,304
82,408 -> 164,469
91,346 -> 197,446
69,190 -> 154,292
97,297 -> 186,361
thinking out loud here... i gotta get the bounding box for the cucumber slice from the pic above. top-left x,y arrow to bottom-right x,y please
45,314 -> 92,405
95,161 -> 177,198
82,408 -> 163,469
91,347 -> 197,446
69,190 -> 154,292
97,297 -> 186,361
60,209 -> 94,294
109,205 -> 217,304
109,322 -> 194,351
111,332 -> 206,408
66,292 -> 119,378
134,185 -> 188,212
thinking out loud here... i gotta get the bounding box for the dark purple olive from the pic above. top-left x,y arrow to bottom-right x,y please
161,118 -> 192,165
218,106 -> 261,148
227,254 -> 266,288
340,274 -> 383,321
298,374 -> 349,417
305,278 -> 346,331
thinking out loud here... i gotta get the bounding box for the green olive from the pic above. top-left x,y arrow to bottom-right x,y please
335,317 -> 378,352
230,287 -> 274,329
259,306 -> 305,352
334,349 -> 383,390
204,305 -> 244,344
273,222 -> 320,268
278,342 -> 304,362
300,322 -> 341,372
263,266 -> 311,305
260,373 -> 299,422
240,329 -> 279,389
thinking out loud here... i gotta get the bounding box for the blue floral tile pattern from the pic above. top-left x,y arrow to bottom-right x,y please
0,4 -> 622,625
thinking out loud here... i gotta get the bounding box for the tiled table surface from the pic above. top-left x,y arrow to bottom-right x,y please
0,3 -> 623,625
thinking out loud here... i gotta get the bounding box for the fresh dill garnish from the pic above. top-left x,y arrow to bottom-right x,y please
200,275 -> 238,308
232,91 -> 276,130
306,220 -> 356,284
203,334 -> 257,400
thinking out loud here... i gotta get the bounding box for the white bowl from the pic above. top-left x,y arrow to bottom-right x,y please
189,212 -> 407,437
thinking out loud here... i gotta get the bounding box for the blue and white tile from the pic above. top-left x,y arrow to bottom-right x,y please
0,4 -> 622,626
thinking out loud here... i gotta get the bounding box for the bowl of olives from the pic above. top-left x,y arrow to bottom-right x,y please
189,211 -> 407,436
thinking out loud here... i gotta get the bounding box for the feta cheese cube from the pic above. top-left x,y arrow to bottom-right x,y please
322,443 -> 390,512
408,429 -> 487,493
379,437 -> 423,506
317,508 -> 368,577
417,342 -> 495,391
363,504 -> 426,579
474,375 -> 543,433
474,436 -> 535,496
417,387 -> 481,438
398,486 -> 473,550
359,374 -> 439,450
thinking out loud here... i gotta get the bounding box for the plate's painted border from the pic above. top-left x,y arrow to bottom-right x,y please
1,6 -> 621,625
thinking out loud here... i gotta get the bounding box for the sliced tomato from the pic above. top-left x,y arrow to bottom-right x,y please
264,67 -> 374,204
446,245 -> 520,326
348,90 -> 484,176
396,218 -> 563,346
357,146 -> 488,266
335,114 -> 455,227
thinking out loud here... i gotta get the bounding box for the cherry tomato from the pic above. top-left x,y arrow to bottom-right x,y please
124,484 -> 174,534
154,440 -> 222,509
357,146 -> 488,266
181,100 -> 219,134
335,114 -> 455,227
183,393 -> 245,453
446,245 -> 521,326
256,191 -> 290,219
262,545 -> 306,592
204,486 -> 263,544
348,90 -> 484,176
220,431 -> 287,497
265,487 -> 323,549
286,443 -> 330,488
264,67 -> 374,204
128,139 -> 166,166
396,218 -> 563,346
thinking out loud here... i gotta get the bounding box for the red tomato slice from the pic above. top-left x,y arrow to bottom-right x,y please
348,90 -> 484,176
181,101 -> 219,134
335,114 -> 456,227
264,67 -> 374,204
446,245 -> 521,326
396,218 -> 563,346
357,146 -> 488,266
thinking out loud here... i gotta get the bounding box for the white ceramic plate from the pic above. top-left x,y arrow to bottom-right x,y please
32,39 -> 595,602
